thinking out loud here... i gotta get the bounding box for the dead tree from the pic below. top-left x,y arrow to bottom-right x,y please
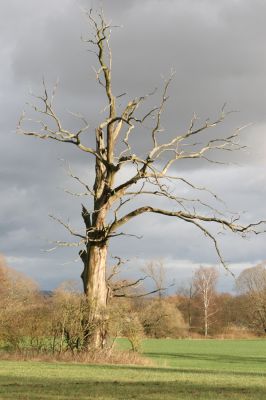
17,10 -> 265,348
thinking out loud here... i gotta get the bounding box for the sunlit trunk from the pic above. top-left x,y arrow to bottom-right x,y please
81,242 -> 108,349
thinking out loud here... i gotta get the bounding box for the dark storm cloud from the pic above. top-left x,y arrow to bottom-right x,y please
1,0 -> 265,289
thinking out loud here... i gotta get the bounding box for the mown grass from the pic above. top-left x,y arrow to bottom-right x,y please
0,339 -> 266,399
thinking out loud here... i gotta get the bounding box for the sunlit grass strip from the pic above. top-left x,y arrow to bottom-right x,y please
0,339 -> 266,399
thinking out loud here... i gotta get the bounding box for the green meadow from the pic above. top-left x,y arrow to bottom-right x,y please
0,339 -> 266,399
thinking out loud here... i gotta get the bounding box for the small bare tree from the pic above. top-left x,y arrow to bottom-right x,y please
193,266 -> 219,337
18,10 -> 265,348
142,261 -> 168,299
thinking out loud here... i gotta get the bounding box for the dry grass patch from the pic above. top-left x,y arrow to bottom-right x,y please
0,348 -> 152,366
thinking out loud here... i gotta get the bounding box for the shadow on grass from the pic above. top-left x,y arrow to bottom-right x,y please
99,363 -> 266,380
30,359 -> 264,378
144,351 -> 266,365
1,375 -> 266,400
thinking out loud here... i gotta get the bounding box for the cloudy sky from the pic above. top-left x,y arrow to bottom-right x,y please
1,0 -> 266,292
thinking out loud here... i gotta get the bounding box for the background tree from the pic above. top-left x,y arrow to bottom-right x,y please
177,279 -> 198,332
193,266 -> 219,337
142,261 -> 169,299
18,10 -> 265,348
236,262 -> 266,334
0,255 -> 41,351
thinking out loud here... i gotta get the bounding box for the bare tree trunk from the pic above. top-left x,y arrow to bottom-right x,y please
187,297 -> 192,332
204,307 -> 208,337
84,244 -> 108,305
81,242 -> 108,349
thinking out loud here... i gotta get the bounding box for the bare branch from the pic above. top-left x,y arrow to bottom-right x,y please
110,205 -> 265,270
49,214 -> 86,240
17,81 -> 109,165
107,256 -> 129,281
61,160 -> 95,197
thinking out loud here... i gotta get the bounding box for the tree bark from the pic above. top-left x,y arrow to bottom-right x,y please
84,243 -> 108,306
81,242 -> 108,349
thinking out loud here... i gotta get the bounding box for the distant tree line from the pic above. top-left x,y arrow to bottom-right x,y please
0,255 -> 265,358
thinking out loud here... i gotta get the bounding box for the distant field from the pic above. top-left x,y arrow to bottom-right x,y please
1,339 -> 266,399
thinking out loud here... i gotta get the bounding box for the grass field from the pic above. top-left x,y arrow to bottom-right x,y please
0,339 -> 266,399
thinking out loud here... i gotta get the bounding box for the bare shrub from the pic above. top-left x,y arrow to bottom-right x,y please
215,325 -> 257,339
140,299 -> 187,338
108,300 -> 144,352
0,256 -> 41,350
